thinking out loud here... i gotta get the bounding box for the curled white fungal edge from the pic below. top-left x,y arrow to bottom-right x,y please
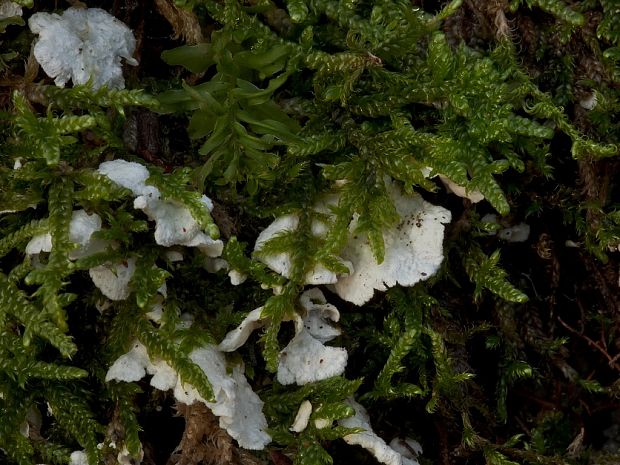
332,181 -> 451,306
98,160 -> 223,255
290,400 -> 313,433
218,307 -> 265,352
218,289 -> 348,386
28,7 -> 137,89
438,174 -> 484,203
421,167 -> 484,203
339,399 -> 421,465
106,342 -> 271,450
498,223 -> 531,243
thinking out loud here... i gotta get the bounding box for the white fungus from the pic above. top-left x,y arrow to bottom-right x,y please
117,444 -> 142,465
218,307 -> 265,352
25,234 -> 52,255
389,438 -> 423,462
98,160 -> 223,255
277,289 -> 347,385
438,175 -> 485,203
332,182 -> 451,306
29,8 -> 137,89
481,214 -> 530,242
25,209 -> 106,258
290,400 -> 312,433
277,329 -> 348,385
218,289 -> 348,386
254,181 -> 450,306
105,340 -> 152,383
579,93 -> 598,111
89,257 -> 136,301
254,214 -> 351,285
106,343 -> 271,450
498,223 -> 531,242
147,359 -> 178,391
228,269 -> 247,285
0,1 -> 21,20
172,347 -> 271,450
69,451 -> 89,465
339,399 -> 420,465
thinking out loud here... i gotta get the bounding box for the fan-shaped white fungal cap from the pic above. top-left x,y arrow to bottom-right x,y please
68,210 -> 108,259
299,287 -> 341,343
69,451 -> 89,465
277,330 -> 348,385
172,347 -> 271,450
219,365 -> 271,450
332,183 -> 451,306
219,289 -> 347,385
228,269 -> 247,285
29,7 -> 137,89
254,214 -> 350,285
98,160 -> 155,197
277,289 -> 347,385
339,399 -> 420,465
25,234 -> 52,255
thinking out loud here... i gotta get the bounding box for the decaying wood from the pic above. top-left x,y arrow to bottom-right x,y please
167,402 -> 263,465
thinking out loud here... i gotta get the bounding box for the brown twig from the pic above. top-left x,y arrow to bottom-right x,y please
557,316 -> 620,372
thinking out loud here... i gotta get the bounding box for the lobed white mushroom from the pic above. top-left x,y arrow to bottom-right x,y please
218,289 -> 348,386
98,159 -> 223,255
29,8 -> 137,89
438,174 -> 484,203
332,182 -> 451,305
106,342 -> 271,450
25,209 -> 105,258
277,289 -> 347,385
